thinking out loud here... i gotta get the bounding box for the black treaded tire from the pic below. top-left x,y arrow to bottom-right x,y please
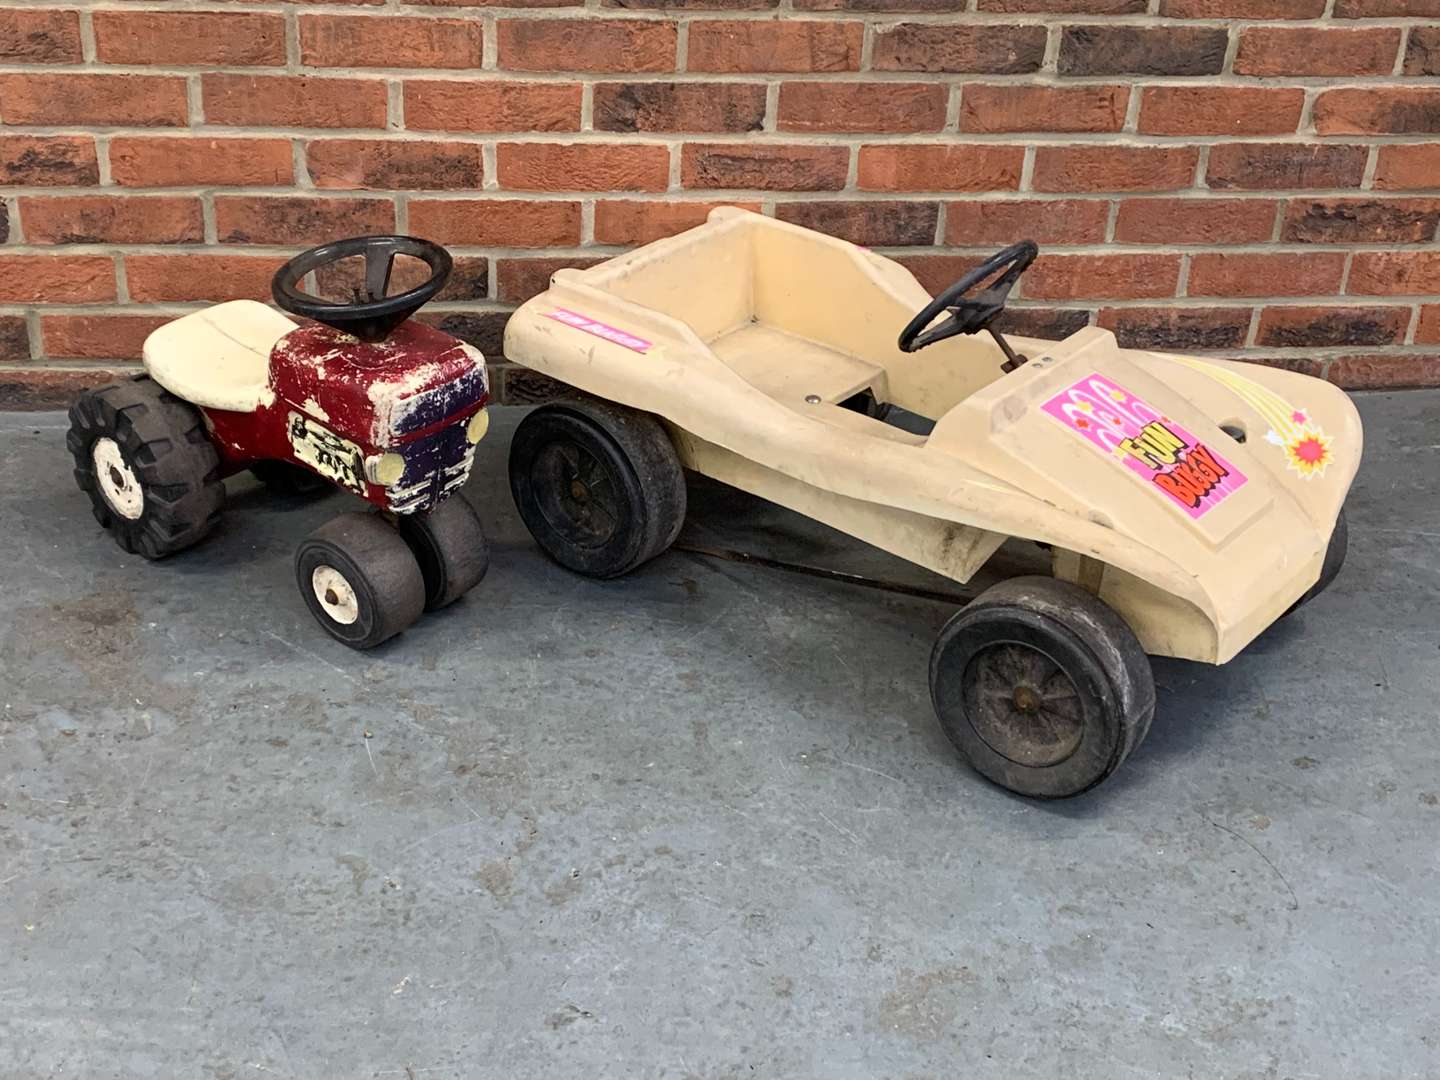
294,512 -> 426,650
509,401 -> 686,579
66,374 -> 224,559
1285,508 -> 1348,617
397,494 -> 490,611
930,576 -> 1155,799
250,460 -> 329,496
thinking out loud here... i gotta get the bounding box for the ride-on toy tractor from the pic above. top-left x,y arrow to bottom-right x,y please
66,236 -> 491,649
503,208 -> 1360,799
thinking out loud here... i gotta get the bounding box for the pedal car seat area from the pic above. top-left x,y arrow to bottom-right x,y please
143,300 -> 295,413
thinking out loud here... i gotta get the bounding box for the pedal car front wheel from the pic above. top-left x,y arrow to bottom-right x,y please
930,576 -> 1155,799
509,401 -> 686,579
295,513 -> 426,649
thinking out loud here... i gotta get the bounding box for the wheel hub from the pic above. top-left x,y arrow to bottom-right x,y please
91,437 -> 144,520
532,439 -> 621,549
964,642 -> 1084,769
312,565 -> 360,625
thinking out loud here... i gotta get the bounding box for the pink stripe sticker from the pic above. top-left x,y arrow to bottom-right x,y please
1041,372 -> 1247,520
545,308 -> 652,354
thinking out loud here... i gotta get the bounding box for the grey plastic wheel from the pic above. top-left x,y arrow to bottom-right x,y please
397,494 -> 490,611
295,513 -> 426,649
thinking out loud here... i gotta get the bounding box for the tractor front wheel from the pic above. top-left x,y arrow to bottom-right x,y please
397,495 -> 490,611
295,513 -> 425,649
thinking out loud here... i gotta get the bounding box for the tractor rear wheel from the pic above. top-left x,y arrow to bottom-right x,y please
66,375 -> 224,559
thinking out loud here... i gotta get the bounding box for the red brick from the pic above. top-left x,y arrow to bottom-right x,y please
1161,0 -> 1324,14
404,81 -> 581,133
979,0 -> 1144,9
315,255 -> 489,303
1416,305 -> 1440,344
1032,146 -> 1198,193
1114,198 -> 1279,246
1405,28 -> 1440,76
856,145 -> 1024,192
609,0 -> 774,7
593,200 -> 760,244
301,15 -> 483,69
0,368 -> 137,409
1207,144 -> 1368,191
21,196 -> 202,245
1334,0 -> 1440,14
0,9 -> 81,63
688,20 -> 862,72
497,19 -> 676,73
898,254 -> 985,295
1348,252 -> 1440,296
0,136 -> 98,186
110,137 -> 293,188
0,316 -> 29,362
408,199 -> 582,247
1023,254 -> 1181,300
307,140 -> 484,191
775,201 -> 939,246
594,83 -> 765,133
215,196 -> 395,245
1375,145 -> 1440,191
94,11 -> 285,66
683,144 -> 847,191
42,315 -> 171,361
496,257 -> 605,303
1283,198 -> 1440,245
1097,307 -> 1252,351
0,256 -> 115,303
1188,253 -> 1346,298
1234,27 -> 1402,77
1314,89 -> 1440,136
872,23 -> 1047,72
0,74 -> 186,127
960,84 -> 1128,134
945,199 -> 1109,246
1138,87 -> 1305,137
996,307 -> 1093,340
779,83 -> 947,133
495,143 -> 669,192
126,255 -> 275,303
1257,305 -> 1409,348
203,74 -> 388,129
1059,26 -> 1227,76
796,0 -> 965,9
1328,354 -> 1440,390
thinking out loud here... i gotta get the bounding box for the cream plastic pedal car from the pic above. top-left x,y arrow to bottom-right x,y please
502,207 -> 1360,798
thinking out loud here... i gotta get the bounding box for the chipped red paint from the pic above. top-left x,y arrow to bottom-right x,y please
201,319 -> 489,514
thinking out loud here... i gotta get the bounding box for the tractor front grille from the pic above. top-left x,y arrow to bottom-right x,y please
387,419 -> 477,515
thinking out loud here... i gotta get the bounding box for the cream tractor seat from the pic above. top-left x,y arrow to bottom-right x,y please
143,300 -> 296,413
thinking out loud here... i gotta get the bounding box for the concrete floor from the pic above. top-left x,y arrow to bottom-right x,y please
1,395 -> 1437,1080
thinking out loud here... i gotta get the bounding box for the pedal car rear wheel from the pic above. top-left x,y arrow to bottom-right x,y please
1284,508 -> 1348,617
295,513 -> 425,649
930,576 -> 1155,799
397,494 -> 490,611
66,375 -> 224,559
509,401 -> 686,579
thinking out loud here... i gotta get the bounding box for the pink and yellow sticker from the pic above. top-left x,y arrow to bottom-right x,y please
1042,373 -> 1247,519
545,308 -> 652,354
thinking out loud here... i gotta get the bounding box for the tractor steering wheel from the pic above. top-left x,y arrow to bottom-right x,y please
897,240 -> 1039,353
272,235 -> 453,343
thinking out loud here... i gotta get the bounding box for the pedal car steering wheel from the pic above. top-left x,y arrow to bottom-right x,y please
272,235 -> 453,343
897,240 -> 1039,353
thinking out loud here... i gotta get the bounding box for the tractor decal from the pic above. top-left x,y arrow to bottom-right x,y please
1042,373 -> 1247,520
287,412 -> 366,495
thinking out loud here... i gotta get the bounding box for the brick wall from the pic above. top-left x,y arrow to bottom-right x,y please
1,2 -> 1438,407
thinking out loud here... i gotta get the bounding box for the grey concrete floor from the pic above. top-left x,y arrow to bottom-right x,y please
1,395 -> 1437,1080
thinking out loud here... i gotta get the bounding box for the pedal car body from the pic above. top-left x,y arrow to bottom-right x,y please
506,207 -> 1359,667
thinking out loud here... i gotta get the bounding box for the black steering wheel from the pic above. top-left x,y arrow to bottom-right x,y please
272,235 -> 453,343
898,240 -> 1038,354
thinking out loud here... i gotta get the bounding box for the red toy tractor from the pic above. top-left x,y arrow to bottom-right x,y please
65,235 -> 491,649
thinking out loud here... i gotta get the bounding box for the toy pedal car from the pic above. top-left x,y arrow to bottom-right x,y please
503,207 -> 1360,798
66,235 -> 491,649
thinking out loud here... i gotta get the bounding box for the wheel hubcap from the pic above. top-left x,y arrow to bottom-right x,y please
533,440 -> 621,548
964,642 -> 1084,768
92,437 -> 144,520
312,565 -> 360,625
